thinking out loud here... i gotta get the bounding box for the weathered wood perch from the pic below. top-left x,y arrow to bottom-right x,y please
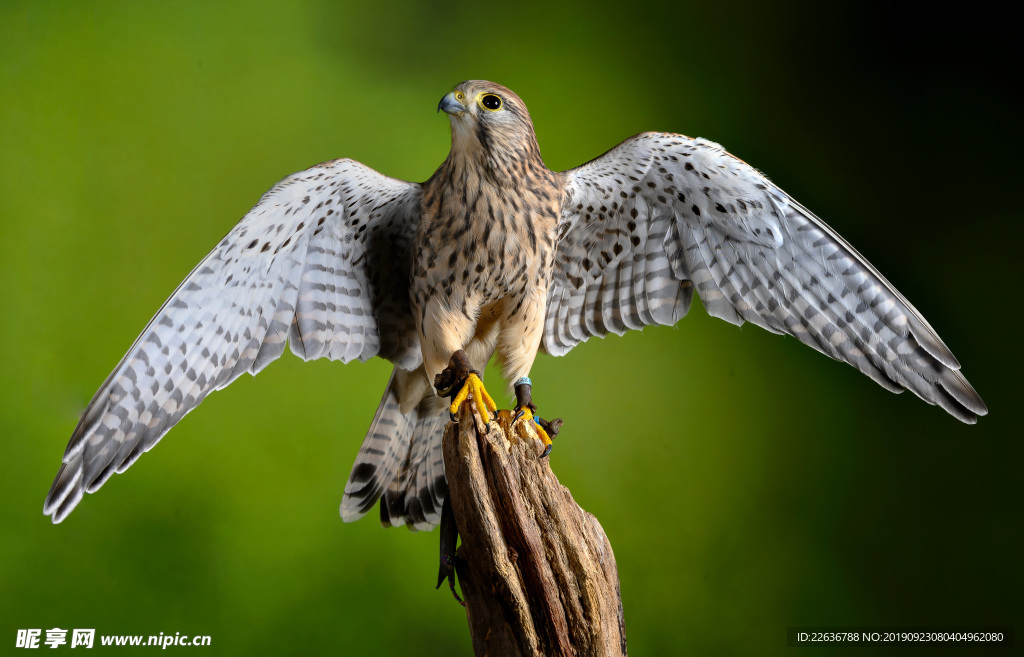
439,402 -> 627,657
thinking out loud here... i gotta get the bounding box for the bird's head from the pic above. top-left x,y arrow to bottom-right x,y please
437,81 -> 543,182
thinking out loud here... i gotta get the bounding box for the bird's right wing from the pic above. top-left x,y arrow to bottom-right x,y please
45,158 -> 422,523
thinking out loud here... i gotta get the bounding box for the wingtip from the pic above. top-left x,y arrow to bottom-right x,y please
43,455 -> 86,523
42,463 -> 71,517
942,369 -> 988,421
45,480 -> 84,524
965,394 -> 989,419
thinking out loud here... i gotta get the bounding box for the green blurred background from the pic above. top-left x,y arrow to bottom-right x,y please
1,1 -> 1019,655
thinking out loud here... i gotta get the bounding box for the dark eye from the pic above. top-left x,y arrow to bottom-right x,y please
480,94 -> 502,110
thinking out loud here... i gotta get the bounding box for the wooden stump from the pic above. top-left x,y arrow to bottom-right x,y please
440,405 -> 627,657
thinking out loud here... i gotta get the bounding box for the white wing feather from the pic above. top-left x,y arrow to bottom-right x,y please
547,132 -> 986,422
45,159 -> 422,523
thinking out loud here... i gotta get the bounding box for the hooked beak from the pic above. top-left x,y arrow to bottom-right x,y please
437,92 -> 466,116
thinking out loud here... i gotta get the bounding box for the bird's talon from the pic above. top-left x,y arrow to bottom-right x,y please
513,405 -> 553,456
448,372 -> 497,427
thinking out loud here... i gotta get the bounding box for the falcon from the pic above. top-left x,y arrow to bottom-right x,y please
44,81 -> 987,529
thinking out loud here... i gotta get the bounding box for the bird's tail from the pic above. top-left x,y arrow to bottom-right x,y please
340,367 -> 448,531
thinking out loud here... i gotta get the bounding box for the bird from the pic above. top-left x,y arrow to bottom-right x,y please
43,80 -> 987,529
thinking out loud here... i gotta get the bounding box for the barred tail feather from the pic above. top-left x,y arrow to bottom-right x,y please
381,410 -> 447,531
340,368 -> 448,530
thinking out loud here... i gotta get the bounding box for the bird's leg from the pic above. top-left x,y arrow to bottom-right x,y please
434,349 -> 497,428
512,377 -> 562,457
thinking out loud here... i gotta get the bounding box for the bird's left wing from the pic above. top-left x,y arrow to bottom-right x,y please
45,158 -> 422,523
546,132 -> 986,422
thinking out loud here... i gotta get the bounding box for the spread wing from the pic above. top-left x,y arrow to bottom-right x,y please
44,158 -> 422,523
547,132 -> 986,422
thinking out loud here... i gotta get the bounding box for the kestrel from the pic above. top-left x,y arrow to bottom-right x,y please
44,81 -> 987,529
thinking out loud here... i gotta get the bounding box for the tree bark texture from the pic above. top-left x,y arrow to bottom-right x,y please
442,403 -> 627,657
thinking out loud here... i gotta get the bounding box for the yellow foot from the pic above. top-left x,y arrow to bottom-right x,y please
514,406 -> 553,457
450,373 -> 497,427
